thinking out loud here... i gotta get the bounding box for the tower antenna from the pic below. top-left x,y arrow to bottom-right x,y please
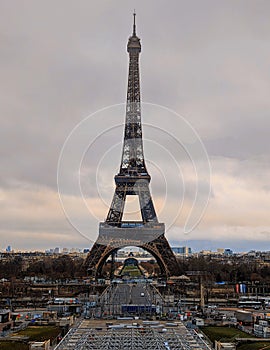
133,10 -> 136,36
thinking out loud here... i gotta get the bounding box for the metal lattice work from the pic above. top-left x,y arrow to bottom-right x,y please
106,179 -> 158,224
121,13 -> 144,175
55,320 -> 212,350
85,13 -> 178,278
85,232 -> 177,278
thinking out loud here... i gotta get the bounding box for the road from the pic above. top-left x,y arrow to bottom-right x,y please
101,282 -> 162,316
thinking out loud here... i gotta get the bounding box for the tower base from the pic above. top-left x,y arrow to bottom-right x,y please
84,222 -> 179,278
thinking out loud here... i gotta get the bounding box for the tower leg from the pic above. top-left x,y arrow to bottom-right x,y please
85,234 -> 179,279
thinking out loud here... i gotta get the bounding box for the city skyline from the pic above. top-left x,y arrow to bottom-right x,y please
1,1 -> 270,252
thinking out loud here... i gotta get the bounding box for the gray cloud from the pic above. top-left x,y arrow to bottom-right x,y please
1,0 -> 270,251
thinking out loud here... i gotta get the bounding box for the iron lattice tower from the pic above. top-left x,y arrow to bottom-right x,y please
85,13 -> 179,278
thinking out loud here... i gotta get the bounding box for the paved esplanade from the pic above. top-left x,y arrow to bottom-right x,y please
112,283 -> 152,304
100,282 -> 162,316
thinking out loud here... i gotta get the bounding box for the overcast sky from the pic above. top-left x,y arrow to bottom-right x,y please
1,0 -> 270,252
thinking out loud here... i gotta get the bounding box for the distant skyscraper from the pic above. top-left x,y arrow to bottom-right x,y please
172,247 -> 191,256
217,248 -> 225,254
224,248 -> 233,256
6,245 -> 12,253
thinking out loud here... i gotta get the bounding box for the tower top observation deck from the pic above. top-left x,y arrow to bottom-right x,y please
127,12 -> 141,52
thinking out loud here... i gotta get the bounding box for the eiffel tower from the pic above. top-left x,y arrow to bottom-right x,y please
85,13 -> 179,278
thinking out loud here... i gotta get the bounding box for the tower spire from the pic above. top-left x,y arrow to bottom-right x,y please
133,10 -> 136,36
122,12 -> 144,176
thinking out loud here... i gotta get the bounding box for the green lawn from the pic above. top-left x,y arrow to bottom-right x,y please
0,342 -> 28,350
201,327 -> 270,349
201,326 -> 253,342
0,326 -> 61,350
237,343 -> 270,350
12,325 -> 61,342
121,265 -> 142,277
